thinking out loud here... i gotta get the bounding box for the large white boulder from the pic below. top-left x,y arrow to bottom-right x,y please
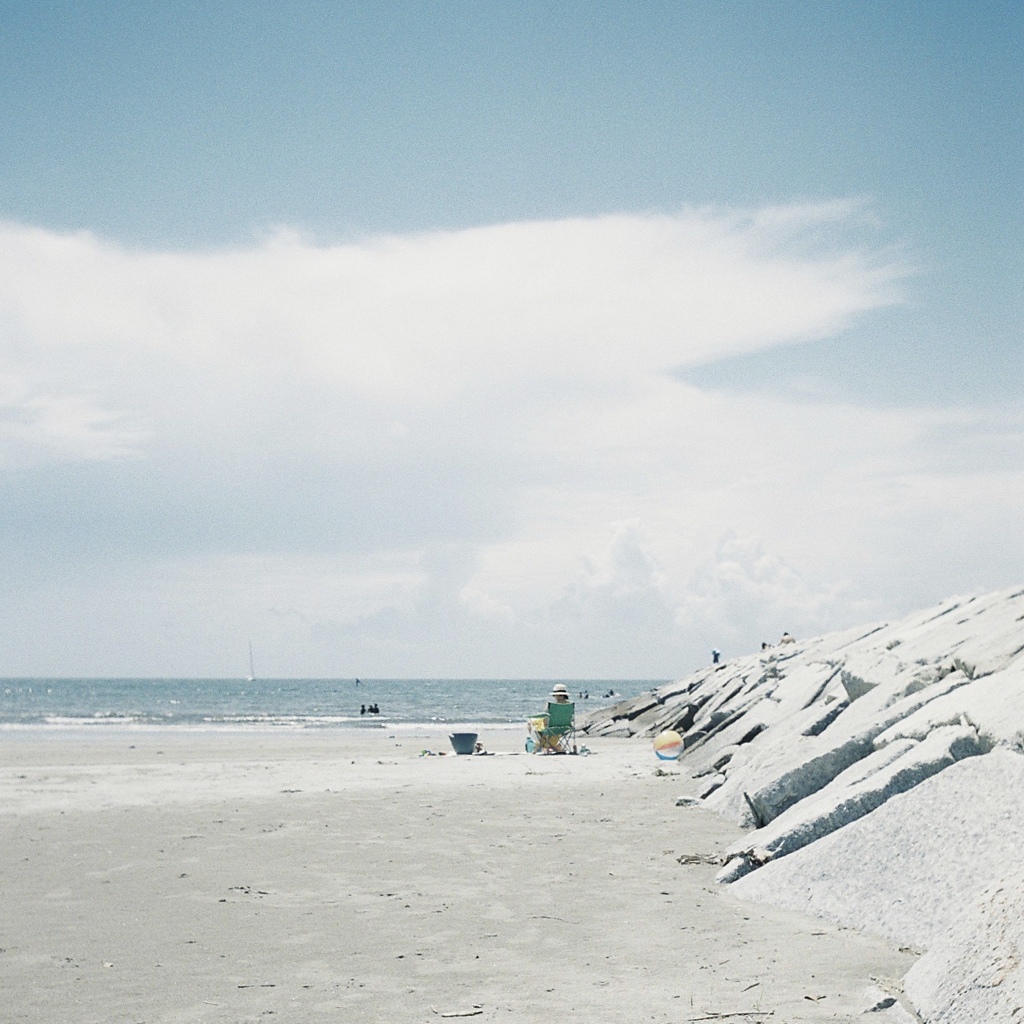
717,722 -> 982,881
904,865 -> 1024,1024
730,750 -> 1024,952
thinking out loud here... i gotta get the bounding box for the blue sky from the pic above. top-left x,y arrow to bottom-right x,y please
0,1 -> 1020,676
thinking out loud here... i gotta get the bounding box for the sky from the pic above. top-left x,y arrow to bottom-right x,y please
0,0 -> 1021,678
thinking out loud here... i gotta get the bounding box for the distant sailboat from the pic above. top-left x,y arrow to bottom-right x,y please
247,642 -> 256,683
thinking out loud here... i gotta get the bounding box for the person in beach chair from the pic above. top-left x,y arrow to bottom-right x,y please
527,684 -> 577,754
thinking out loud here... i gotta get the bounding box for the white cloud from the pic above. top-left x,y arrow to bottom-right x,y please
0,372 -> 146,465
0,205 -> 901,424
674,532 -> 850,647
0,205 -> 1019,675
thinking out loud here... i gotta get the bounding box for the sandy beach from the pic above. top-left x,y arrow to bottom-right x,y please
0,727 -> 913,1023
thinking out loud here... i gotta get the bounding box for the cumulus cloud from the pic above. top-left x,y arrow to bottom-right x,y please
675,532 -> 849,648
0,205 -> 1019,675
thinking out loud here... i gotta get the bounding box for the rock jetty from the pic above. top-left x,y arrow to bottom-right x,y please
582,586 -> 1024,1023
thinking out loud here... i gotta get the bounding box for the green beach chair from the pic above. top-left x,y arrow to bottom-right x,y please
533,701 -> 576,754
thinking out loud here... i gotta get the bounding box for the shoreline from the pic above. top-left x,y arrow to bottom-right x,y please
0,720 -> 533,738
1,728 -> 914,1022
0,678 -> 652,737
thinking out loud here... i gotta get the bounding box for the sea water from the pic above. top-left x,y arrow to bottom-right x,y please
0,678 -> 660,731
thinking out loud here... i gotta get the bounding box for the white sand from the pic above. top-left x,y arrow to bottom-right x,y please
0,727 -> 913,1023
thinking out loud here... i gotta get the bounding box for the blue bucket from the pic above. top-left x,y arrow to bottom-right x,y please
449,732 -> 478,755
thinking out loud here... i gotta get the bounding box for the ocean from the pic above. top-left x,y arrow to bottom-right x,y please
0,677 -> 660,732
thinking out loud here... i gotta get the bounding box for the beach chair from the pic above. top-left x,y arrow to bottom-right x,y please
530,701 -> 576,754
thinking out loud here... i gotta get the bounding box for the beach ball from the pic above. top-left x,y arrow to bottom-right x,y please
653,730 -> 683,761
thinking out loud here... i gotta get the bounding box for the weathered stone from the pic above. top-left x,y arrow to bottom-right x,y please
744,735 -> 875,826
723,723 -> 981,877
623,697 -> 661,721
841,671 -> 878,701
904,865 -> 1024,1024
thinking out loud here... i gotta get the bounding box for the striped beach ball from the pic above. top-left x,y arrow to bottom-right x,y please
653,729 -> 683,761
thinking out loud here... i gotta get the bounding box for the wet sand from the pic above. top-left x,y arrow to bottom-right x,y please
0,728 -> 914,1022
